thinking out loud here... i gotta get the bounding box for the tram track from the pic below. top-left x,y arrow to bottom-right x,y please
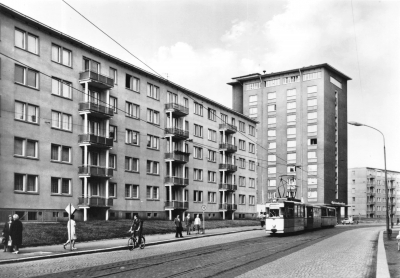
40,229 -> 343,278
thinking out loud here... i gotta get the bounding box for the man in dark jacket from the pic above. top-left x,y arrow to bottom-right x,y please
10,214 -> 23,254
174,215 -> 183,238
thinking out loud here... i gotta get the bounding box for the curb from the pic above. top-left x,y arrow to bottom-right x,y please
0,228 -> 259,265
376,230 -> 390,278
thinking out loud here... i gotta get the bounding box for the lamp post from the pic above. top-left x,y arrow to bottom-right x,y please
348,121 -> 389,238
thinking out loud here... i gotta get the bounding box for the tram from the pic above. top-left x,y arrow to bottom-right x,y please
265,198 -> 337,234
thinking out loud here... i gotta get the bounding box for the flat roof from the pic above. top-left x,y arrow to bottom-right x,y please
227,63 -> 352,86
0,3 -> 258,124
349,167 -> 400,174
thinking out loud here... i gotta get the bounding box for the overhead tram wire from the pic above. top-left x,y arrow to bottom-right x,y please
38,2 -> 333,187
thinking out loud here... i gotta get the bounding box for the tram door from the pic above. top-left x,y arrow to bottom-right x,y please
306,206 -> 314,230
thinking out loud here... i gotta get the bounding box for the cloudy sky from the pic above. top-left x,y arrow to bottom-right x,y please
2,0 -> 399,171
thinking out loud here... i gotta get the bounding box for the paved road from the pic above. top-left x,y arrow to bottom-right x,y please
0,225 -> 381,278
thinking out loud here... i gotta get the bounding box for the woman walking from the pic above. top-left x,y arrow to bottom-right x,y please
2,215 -> 13,252
63,214 -> 77,250
194,214 -> 201,234
10,214 -> 23,254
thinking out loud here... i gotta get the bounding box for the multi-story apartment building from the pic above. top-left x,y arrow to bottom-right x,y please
348,167 -> 400,220
228,64 -> 350,217
0,4 -> 258,222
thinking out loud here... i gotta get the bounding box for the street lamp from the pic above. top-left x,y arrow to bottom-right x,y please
348,121 -> 389,238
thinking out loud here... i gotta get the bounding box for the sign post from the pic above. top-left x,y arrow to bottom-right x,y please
201,205 -> 206,234
65,203 -> 76,251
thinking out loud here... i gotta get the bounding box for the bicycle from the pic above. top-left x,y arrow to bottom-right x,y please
127,231 -> 145,251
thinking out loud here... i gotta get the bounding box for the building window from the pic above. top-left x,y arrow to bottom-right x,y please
239,176 -> 246,187
249,125 -> 255,136
51,44 -> 72,66
308,112 -> 317,120
109,67 -> 117,85
109,154 -> 117,170
208,108 -> 216,121
268,179 -> 276,187
287,89 -> 296,99
268,107 -> 278,117
147,161 -> 159,175
109,96 -> 118,113
239,194 -> 246,204
208,192 -> 216,203
125,129 -> 139,145
125,157 -> 139,172
109,183 -> 117,198
51,111 -> 72,131
288,127 -> 296,136
15,28 -> 38,54
51,177 -> 71,195
147,109 -> 160,125
288,166 -> 297,173
249,195 -> 255,205
83,57 -> 100,73
283,75 -> 299,84
308,152 -> 317,159
194,146 -> 203,159
287,153 -> 296,161
303,72 -> 321,81
239,140 -> 246,151
126,102 -> 140,118
308,125 -> 317,133
308,164 -> 317,173
109,125 -> 117,142
15,101 -> 39,123
249,95 -> 258,105
51,78 -> 72,99
238,158 -> 246,169
208,150 -> 216,162
287,140 -> 296,149
265,79 -> 280,87
125,184 -> 139,199
239,121 -> 245,132
249,107 -> 257,118
147,135 -> 160,150
308,99 -> 317,107
126,74 -> 140,92
147,83 -> 160,100
208,129 -> 217,142
147,186 -> 159,200
194,103 -> 203,116
194,190 -> 203,202
268,141 -> 276,149
249,143 -> 255,153
330,76 -> 342,89
287,102 -> 296,110
308,138 -> 317,145
245,82 -> 260,91
268,117 -> 276,126
194,124 -> 203,137
14,173 -> 38,193
307,86 -> 317,94
51,144 -> 71,163
249,178 -> 255,188
249,160 -> 255,171
268,130 -> 276,137
308,178 -> 317,184
14,137 -> 38,158
268,167 -> 276,174
194,169 -> 203,181
221,113 -> 228,123
208,171 -> 216,183
15,64 -> 39,89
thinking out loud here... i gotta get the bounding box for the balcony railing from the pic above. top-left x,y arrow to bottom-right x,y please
366,192 -> 376,196
219,143 -> 237,153
79,102 -> 114,117
219,123 -> 237,133
78,134 -> 113,148
218,203 -> 238,211
78,197 -> 113,207
218,183 -> 238,191
165,201 -> 188,209
79,70 -> 114,88
165,128 -> 189,140
164,176 -> 189,186
78,166 -> 113,178
165,103 -> 189,116
164,152 -> 190,163
219,164 -> 237,172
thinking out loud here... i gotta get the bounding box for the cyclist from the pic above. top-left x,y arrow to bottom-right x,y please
128,215 -> 143,246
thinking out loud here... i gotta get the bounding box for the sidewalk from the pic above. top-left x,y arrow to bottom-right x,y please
0,225 -> 261,265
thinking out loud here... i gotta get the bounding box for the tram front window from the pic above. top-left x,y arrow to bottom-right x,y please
269,209 -> 279,217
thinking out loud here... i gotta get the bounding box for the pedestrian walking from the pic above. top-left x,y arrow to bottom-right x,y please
185,213 -> 193,235
10,214 -> 23,254
63,214 -> 77,250
259,211 -> 266,229
194,214 -> 201,234
2,215 -> 13,252
174,215 -> 183,238
397,218 -> 399,226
